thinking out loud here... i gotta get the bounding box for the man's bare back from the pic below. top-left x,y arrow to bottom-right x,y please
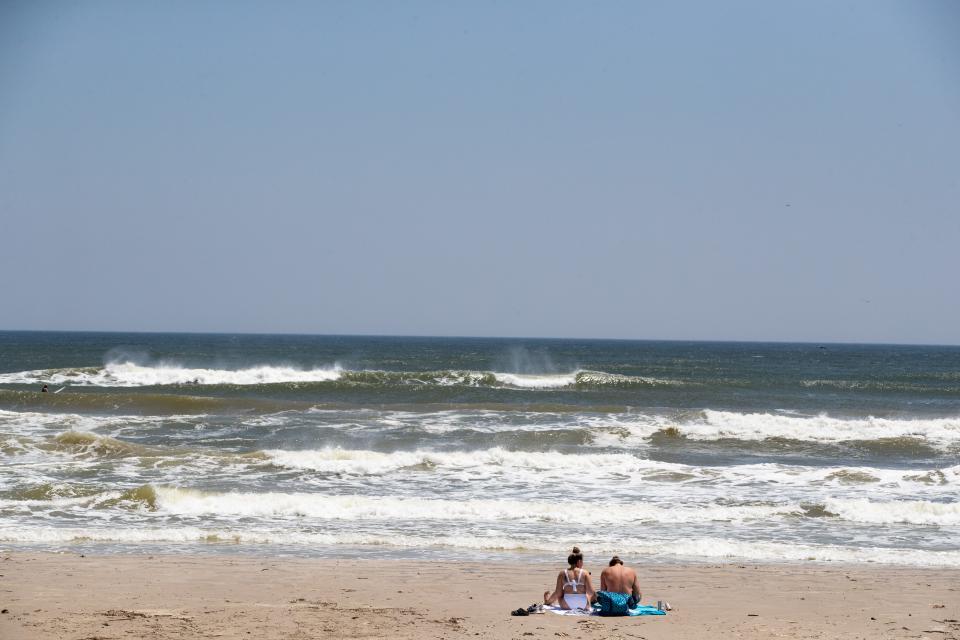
600,562 -> 641,602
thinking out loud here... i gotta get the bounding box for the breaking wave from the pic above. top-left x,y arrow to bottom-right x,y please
49,431 -> 153,458
146,487 -> 799,524
0,363 -> 343,387
8,481 -> 958,527
260,447 -> 960,490
669,410 -> 960,447
0,363 -> 681,390
822,498 -> 960,526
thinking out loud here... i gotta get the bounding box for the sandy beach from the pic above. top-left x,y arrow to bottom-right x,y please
2,552 -> 958,639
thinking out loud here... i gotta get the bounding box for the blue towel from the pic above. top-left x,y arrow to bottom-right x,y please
627,604 -> 666,616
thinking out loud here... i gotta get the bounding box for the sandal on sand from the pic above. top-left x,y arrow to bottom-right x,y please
511,607 -> 529,616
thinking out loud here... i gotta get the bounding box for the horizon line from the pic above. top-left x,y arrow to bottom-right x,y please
0,328 -> 957,349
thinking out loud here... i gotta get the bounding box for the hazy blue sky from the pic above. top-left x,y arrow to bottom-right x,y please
1,1 -> 958,343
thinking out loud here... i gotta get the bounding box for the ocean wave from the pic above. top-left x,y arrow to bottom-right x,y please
149,487 -> 797,524
262,447 -> 651,476
823,498 -> 960,526
11,429 -> 960,495
800,379 -> 960,394
669,410 -> 960,446
146,487 -> 960,527
492,372 -> 578,388
573,371 -> 687,388
2,526 -> 958,566
260,447 -> 960,490
5,400 -> 956,460
0,485 -> 157,511
0,363 -> 682,390
0,362 -> 344,387
0,409 -> 179,433
48,431 -> 153,458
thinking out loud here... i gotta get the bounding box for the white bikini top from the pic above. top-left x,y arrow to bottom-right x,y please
563,568 -> 584,592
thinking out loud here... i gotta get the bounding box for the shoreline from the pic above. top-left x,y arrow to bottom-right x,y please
2,551 -> 958,639
3,541 -> 960,567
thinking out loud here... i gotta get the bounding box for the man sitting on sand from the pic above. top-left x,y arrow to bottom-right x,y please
600,556 -> 641,606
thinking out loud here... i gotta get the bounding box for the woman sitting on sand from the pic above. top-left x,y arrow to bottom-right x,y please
543,547 -> 596,610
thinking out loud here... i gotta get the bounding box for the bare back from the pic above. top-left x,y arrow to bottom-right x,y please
600,564 -> 640,600
559,568 -> 588,594
543,566 -> 596,610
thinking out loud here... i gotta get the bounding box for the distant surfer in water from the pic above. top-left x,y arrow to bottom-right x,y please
41,384 -> 48,393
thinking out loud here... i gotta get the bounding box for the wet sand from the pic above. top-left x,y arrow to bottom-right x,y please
1,552 -> 958,639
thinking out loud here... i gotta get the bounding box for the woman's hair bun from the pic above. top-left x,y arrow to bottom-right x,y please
571,546 -> 581,554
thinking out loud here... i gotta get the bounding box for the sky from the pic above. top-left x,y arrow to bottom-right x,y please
1,1 -> 958,344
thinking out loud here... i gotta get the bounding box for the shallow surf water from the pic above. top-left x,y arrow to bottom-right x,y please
1,331 -> 958,565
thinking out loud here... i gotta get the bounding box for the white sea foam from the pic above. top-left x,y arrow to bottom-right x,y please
263,447 -> 653,476
0,364 -> 584,389
260,447 -> 960,493
2,526 -> 959,567
7,403 -> 957,449
152,487 -> 797,524
632,537 -> 960,567
575,371 -> 685,387
0,362 -> 344,387
344,409 -> 670,438
147,488 -> 960,528
0,364 -> 593,389
823,498 -> 960,526
334,409 -> 960,447
444,369 -> 670,389
0,495 -> 104,510
271,409 -> 960,447
0,409 -> 196,439
492,372 -> 579,388
672,410 -> 960,446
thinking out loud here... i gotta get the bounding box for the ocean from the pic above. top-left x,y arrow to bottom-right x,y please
1,331 -> 958,566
